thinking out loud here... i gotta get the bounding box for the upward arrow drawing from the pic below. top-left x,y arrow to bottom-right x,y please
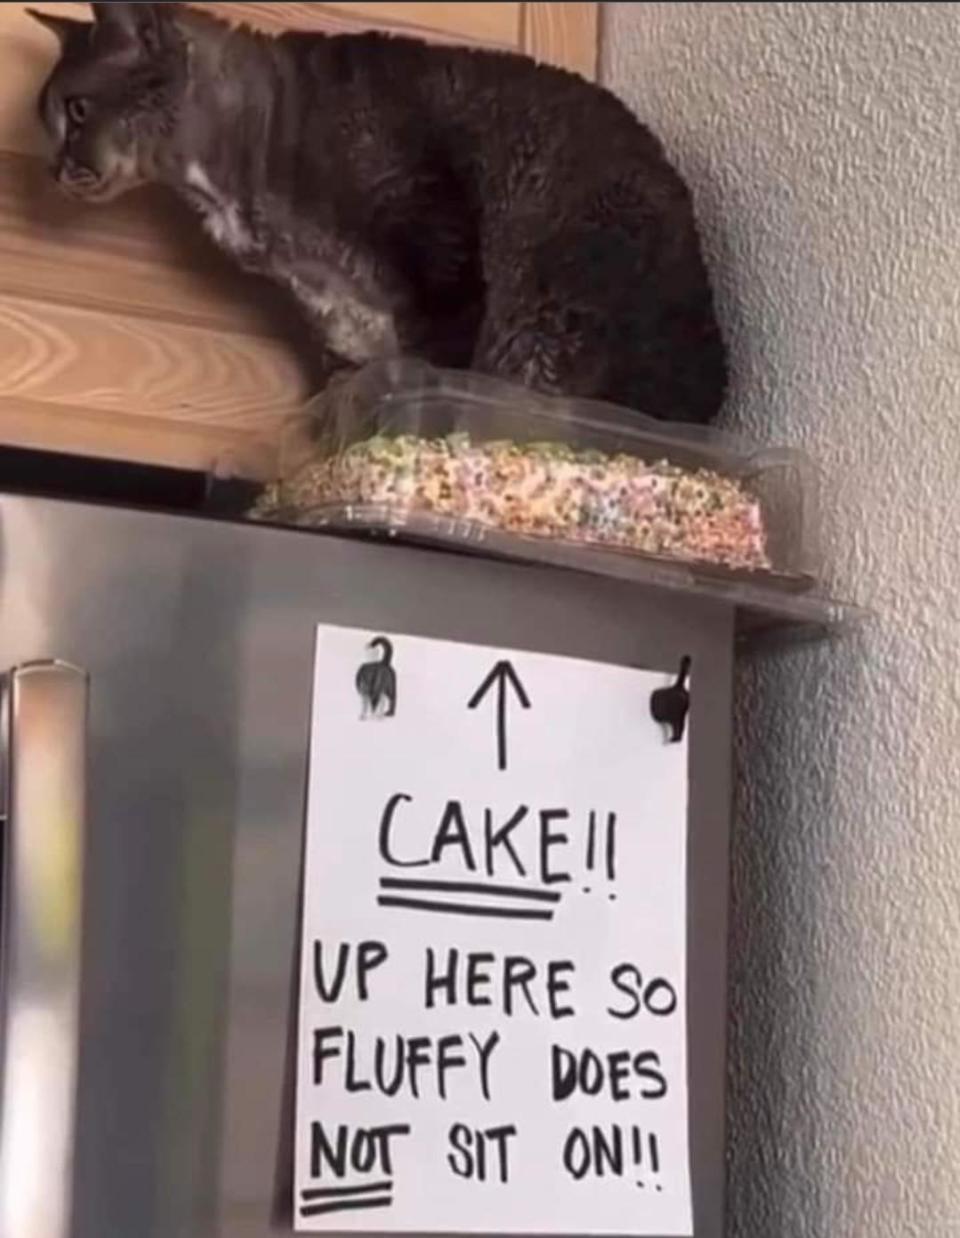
467,661 -> 531,772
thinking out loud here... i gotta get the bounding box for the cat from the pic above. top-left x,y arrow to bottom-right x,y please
30,2 -> 727,423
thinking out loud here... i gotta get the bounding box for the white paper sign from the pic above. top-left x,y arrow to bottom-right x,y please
295,624 -> 692,1235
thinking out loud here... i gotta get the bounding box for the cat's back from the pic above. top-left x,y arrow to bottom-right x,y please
276,29 -> 668,182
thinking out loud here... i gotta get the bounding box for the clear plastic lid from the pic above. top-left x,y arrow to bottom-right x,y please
248,360 -> 821,593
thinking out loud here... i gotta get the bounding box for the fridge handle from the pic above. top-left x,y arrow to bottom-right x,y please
0,662 -> 89,1238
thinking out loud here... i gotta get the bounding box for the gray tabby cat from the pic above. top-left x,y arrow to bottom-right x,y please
30,2 -> 727,423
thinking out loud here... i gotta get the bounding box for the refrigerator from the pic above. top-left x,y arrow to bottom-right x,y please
0,492 -> 734,1238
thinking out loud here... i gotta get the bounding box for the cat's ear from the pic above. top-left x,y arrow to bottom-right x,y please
26,9 -> 90,48
90,2 -> 172,54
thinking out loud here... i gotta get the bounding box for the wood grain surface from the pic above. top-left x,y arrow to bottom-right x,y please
0,154 -> 290,336
522,2 -> 599,80
216,2 -> 519,44
0,2 -> 600,472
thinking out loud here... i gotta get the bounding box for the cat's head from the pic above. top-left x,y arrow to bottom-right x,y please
29,2 -> 190,202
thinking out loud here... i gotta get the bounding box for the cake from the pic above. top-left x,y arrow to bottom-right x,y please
252,432 -> 771,571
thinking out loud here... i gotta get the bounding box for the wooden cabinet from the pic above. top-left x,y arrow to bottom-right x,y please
0,2 -> 599,476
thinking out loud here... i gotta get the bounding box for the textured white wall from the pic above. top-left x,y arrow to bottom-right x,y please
602,5 -> 960,1236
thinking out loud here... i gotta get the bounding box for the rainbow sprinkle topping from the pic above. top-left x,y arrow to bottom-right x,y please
253,432 -> 771,571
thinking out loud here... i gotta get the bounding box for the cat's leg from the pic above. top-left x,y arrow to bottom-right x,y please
470,225 -> 616,400
471,303 -> 609,400
305,334 -> 359,394
472,219 -> 726,421
298,334 -> 365,441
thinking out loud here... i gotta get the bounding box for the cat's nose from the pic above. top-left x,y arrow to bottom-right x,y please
55,159 -> 101,194
56,155 -> 95,181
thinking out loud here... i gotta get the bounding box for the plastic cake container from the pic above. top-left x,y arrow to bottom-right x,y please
242,361 -> 821,600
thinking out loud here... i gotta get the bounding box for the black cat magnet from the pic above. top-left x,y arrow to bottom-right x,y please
356,636 -> 398,719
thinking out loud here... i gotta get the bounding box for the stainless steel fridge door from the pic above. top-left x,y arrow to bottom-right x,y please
0,662 -> 88,1238
0,495 -> 734,1238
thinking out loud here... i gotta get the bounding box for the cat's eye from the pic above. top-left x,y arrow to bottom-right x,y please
65,97 -> 90,126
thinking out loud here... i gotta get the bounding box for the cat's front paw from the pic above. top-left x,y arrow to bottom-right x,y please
306,365 -> 365,439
